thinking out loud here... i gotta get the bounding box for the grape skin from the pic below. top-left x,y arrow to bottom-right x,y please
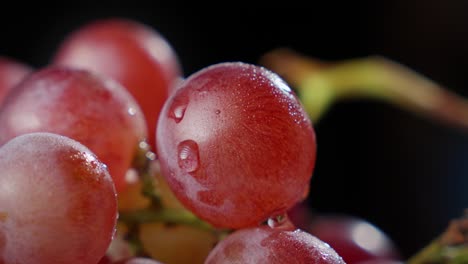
0,133 -> 117,264
113,257 -> 165,264
53,18 -> 182,149
0,56 -> 32,104
97,255 -> 113,264
156,62 -> 316,229
0,66 -> 147,192
204,226 -> 345,264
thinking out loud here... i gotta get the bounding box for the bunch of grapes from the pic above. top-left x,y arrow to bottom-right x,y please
0,18 -> 405,264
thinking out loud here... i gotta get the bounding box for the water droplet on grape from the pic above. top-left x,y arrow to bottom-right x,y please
267,214 -> 294,230
169,97 -> 188,123
128,107 -> 136,116
171,105 -> 186,123
215,109 -> 221,115
177,140 -> 200,173
146,151 -> 156,161
139,141 -> 150,151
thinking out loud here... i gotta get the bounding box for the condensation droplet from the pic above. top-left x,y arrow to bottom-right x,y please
215,109 -> 221,115
169,96 -> 189,123
177,140 -> 200,173
146,152 -> 156,161
267,214 -> 292,229
128,107 -> 136,116
172,105 -> 186,123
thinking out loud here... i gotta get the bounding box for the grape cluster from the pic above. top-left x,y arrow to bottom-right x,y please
0,18 -> 402,264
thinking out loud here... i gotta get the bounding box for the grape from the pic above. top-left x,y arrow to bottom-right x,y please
0,56 -> 32,104
307,213 -> 402,264
114,257 -> 165,264
139,222 -> 218,264
53,18 -> 182,149
0,132 -> 117,264
204,225 -> 345,264
0,66 -> 147,192
356,260 -> 404,264
156,62 -> 316,229
98,255 -> 113,264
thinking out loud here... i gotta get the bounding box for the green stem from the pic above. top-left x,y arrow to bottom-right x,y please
260,48 -> 468,130
132,141 -> 163,208
119,208 -> 217,233
130,140 -> 224,234
118,141 -> 228,258
407,210 -> 468,264
124,221 -> 147,257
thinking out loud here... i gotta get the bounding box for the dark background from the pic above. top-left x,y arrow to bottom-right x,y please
1,1 -> 467,259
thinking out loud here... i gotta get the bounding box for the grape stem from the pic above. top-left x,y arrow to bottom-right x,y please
127,140 -> 228,233
118,141 -> 229,257
132,141 -> 163,208
119,208 -> 216,233
260,48 -> 468,130
407,210 -> 468,264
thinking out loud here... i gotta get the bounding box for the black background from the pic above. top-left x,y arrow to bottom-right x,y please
1,0 -> 468,259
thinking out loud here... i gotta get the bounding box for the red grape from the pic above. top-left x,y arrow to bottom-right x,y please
0,66 -> 147,192
53,18 -> 182,149
0,56 -> 32,104
356,260 -> 404,264
98,255 -> 113,264
307,213 -> 402,264
156,62 -> 316,229
0,132 -> 117,264
205,225 -> 345,264
114,257 -> 164,264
